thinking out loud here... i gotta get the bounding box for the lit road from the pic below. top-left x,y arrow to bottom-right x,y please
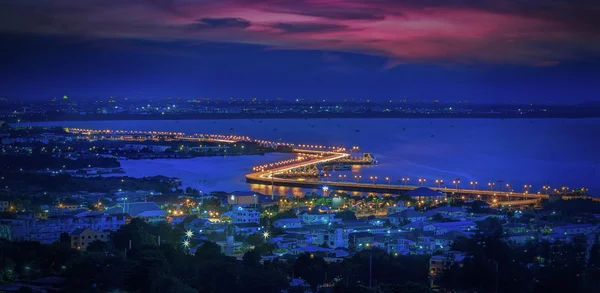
246,150 -> 599,203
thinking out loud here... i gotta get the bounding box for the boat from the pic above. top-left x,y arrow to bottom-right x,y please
334,163 -> 351,171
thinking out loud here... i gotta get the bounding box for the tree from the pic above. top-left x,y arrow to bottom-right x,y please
149,276 -> 197,293
59,232 -> 70,244
195,241 -> 223,261
245,233 -> 264,246
294,253 -> 328,292
86,240 -> 108,253
242,249 -> 261,267
112,218 -> 157,250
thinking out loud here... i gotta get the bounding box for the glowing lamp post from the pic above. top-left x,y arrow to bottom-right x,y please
322,186 -> 329,197
401,178 -> 410,186
470,181 -> 478,190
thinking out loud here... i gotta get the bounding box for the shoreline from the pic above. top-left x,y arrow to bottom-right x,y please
6,112 -> 600,122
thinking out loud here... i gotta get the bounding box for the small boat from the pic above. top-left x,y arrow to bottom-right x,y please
334,164 -> 351,171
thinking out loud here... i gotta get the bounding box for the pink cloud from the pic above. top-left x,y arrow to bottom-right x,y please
0,0 -> 598,65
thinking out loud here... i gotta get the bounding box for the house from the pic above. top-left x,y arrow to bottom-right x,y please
502,223 -> 528,235
70,228 -> 109,250
429,206 -> 466,219
298,211 -> 335,225
290,245 -> 331,255
386,201 -> 408,215
0,201 -> 8,212
228,191 -> 277,207
552,224 -> 597,235
388,210 -> 428,225
398,221 -> 429,232
429,251 -> 466,288
503,232 -> 540,245
231,206 -> 260,224
273,218 -> 303,229
233,223 -> 263,235
434,231 -> 468,249
406,187 -> 446,201
105,202 -> 167,223
349,232 -> 375,250
184,218 -> 211,232
424,221 -> 476,235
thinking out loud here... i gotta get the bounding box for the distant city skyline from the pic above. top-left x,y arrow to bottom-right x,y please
1,0 -> 599,103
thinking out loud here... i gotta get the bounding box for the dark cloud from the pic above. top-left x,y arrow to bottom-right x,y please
187,17 -> 252,30
390,0 -> 600,34
274,22 -> 349,33
261,3 -> 386,20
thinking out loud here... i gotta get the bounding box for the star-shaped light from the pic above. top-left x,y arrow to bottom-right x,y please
185,230 -> 193,238
183,240 -> 190,248
263,231 -> 270,240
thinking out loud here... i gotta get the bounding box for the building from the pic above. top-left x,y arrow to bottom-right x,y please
551,224 -> 597,235
231,206 -> 260,224
406,187 -> 446,202
273,218 -> 303,229
70,228 -> 109,250
429,251 -> 466,288
424,221 -> 476,235
388,210 -> 429,225
386,201 -> 408,215
105,202 -> 167,223
227,191 -> 277,207
298,211 -> 335,225
0,200 -> 9,212
0,222 -> 11,240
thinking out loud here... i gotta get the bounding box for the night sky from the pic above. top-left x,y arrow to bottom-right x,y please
1,0 -> 599,103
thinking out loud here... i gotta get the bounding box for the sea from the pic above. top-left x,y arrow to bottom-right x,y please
25,118 -> 600,197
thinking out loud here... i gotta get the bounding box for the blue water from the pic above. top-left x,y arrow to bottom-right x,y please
27,119 -> 600,196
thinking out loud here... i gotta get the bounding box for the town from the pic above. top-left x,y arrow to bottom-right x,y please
1,123 -> 599,292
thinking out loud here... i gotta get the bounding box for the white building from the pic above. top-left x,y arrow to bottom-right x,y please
231,206 -> 260,224
298,212 -> 335,225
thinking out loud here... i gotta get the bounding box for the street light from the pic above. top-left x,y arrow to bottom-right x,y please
435,179 -> 444,188
453,179 -> 461,190
401,177 -> 410,186
524,184 -> 531,193
488,182 -> 495,191
338,174 -> 347,182
354,175 -> 362,183
370,176 -> 378,184
505,183 -> 510,192
386,177 -> 390,185
470,181 -> 478,190
542,185 -> 550,194
418,178 -> 426,186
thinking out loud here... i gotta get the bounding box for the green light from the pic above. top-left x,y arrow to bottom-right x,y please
63,95 -> 68,99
